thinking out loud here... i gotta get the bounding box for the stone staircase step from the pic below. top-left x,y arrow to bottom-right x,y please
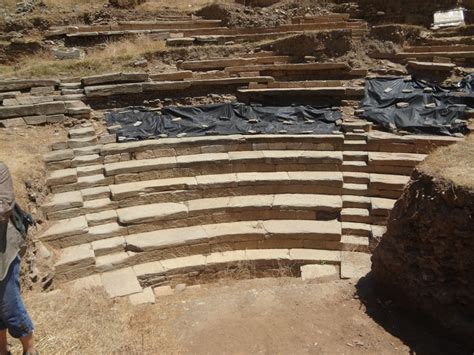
344,132 -> 367,140
368,152 -> 426,168
340,208 -> 371,223
342,183 -> 368,196
342,195 -> 371,209
341,222 -> 371,237
340,251 -> 371,279
371,197 -> 397,217
343,141 -> 368,151
369,173 -> 409,191
117,194 -> 343,234
343,151 -> 368,162
103,150 -> 343,178
100,134 -> 344,157
341,235 -> 369,252
58,219 -> 343,277
68,248 -> 344,296
81,186 -> 111,201
341,161 -> 368,172
343,172 -> 370,184
341,121 -> 372,133
109,171 -> 344,203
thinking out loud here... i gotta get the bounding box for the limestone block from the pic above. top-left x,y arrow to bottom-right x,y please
91,236 -> 125,255
23,115 -> 47,125
129,287 -> 155,305
82,72 -> 122,86
41,216 -> 88,241
84,83 -> 143,97
340,251 -> 371,279
44,149 -> 74,163
42,191 -> 83,213
101,267 -> 142,297
68,136 -> 98,149
301,264 -> 339,281
0,105 -> 36,119
69,126 -> 96,139
0,117 -> 26,128
117,203 -> 188,224
120,72 -> 149,82
55,243 -> 95,273
134,261 -> 165,277
262,219 -> 341,240
46,168 -> 77,186
86,209 -> 118,226
289,249 -> 341,263
35,102 -> 66,115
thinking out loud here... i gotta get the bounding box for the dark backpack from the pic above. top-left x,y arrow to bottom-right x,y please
10,203 -> 34,239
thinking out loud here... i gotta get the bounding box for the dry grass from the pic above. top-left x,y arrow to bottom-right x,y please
9,288 -> 179,353
0,36 -> 167,78
0,126 -> 67,209
1,0 -> 107,11
419,134 -> 474,190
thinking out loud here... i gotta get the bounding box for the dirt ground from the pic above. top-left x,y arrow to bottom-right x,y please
6,275 -> 468,354
0,125 -> 67,213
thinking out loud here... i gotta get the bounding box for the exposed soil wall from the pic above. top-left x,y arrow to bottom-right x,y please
262,30 -> 352,61
371,139 -> 474,348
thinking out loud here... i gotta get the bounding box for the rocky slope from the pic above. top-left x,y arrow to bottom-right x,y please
371,136 -> 474,349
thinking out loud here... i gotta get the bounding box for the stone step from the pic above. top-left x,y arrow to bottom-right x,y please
41,194 -> 343,247
341,161 -> 368,173
55,219 -> 344,280
100,134 -> 344,158
67,248 -> 343,297
69,126 -> 96,139
343,151 -> 368,162
340,208 -> 371,224
343,172 -> 370,184
343,141 -> 368,151
370,197 -> 397,217
366,131 -> 459,154
341,121 -> 372,133
340,235 -> 369,253
342,195 -> 371,209
368,152 -> 426,167
103,150 -> 343,179
344,132 -> 367,140
117,194 -> 343,235
342,183 -> 368,196
110,171 -> 343,203
341,222 -> 371,237
369,173 -> 409,191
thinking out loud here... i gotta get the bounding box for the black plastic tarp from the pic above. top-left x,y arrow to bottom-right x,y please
360,75 -> 474,135
106,103 -> 342,142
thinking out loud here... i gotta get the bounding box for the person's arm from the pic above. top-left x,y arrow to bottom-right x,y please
0,163 -> 15,224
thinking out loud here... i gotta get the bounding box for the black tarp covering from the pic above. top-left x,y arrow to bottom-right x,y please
106,103 -> 342,142
360,75 -> 474,135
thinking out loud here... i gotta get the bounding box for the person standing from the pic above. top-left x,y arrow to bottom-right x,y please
0,162 -> 37,355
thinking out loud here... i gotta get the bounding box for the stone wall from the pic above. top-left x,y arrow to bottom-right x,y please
371,165 -> 474,347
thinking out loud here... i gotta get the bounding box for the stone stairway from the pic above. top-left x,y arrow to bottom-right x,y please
39,121 -> 459,301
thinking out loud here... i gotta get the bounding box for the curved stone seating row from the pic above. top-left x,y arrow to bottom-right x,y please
67,248 -> 352,299
45,19 -> 224,37
42,171 -> 404,220
178,55 -> 290,71
42,192 -> 343,245
40,125 -> 460,296
54,219 -> 342,282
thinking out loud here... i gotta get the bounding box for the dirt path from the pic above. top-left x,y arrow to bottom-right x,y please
11,276 -> 468,354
